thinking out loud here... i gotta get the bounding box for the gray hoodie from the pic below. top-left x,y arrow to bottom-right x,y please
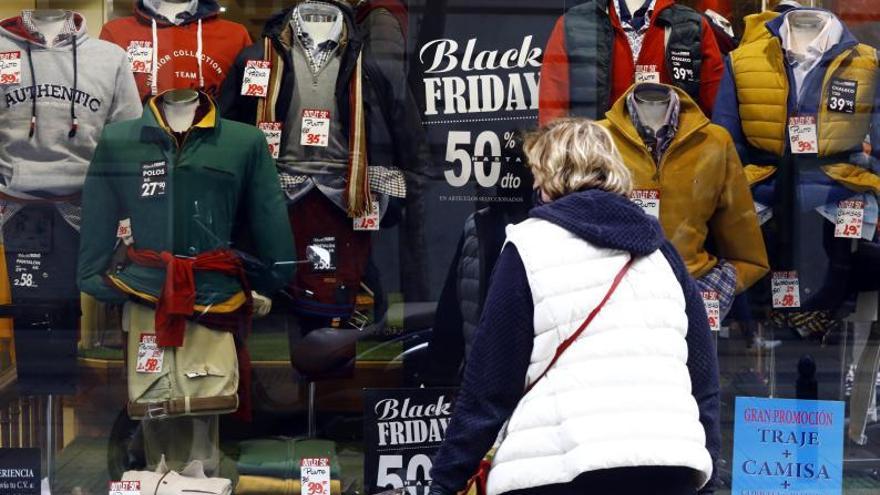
0,11 -> 141,197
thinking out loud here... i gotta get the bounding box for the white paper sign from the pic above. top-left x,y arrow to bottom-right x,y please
702,290 -> 721,332
258,122 -> 283,159
241,60 -> 271,97
135,334 -> 164,374
301,458 -> 331,495
834,199 -> 864,239
301,109 -> 331,147
116,218 -> 134,246
0,51 -> 22,85
630,189 -> 661,218
635,65 -> 661,84
789,116 -> 818,154
771,271 -> 801,309
109,481 -> 140,495
354,197 -> 380,231
126,41 -> 153,74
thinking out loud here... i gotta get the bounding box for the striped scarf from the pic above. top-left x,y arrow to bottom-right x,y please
256,37 -> 372,218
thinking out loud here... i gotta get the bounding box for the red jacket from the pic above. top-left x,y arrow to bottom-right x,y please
100,1 -> 251,101
539,0 -> 723,125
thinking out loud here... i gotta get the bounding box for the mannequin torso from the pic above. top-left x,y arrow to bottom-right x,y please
293,3 -> 342,47
162,89 -> 199,133
622,0 -> 649,16
632,85 -> 671,132
787,10 -> 827,56
31,10 -> 69,47
156,0 -> 193,24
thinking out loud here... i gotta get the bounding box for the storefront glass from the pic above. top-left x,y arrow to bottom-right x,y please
0,0 -> 877,494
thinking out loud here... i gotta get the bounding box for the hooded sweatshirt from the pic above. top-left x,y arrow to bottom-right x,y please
100,0 -> 252,100
430,189 -> 720,494
0,11 -> 142,197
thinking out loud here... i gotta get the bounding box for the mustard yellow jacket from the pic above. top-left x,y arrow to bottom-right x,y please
599,85 -> 769,293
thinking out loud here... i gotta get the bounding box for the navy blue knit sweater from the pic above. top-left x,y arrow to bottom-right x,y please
429,189 -> 721,495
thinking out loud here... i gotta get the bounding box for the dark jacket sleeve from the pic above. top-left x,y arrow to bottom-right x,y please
218,44 -> 260,123
243,129 -> 295,292
423,233 -> 467,386
430,244 -> 534,493
77,133 -> 129,304
660,241 -> 722,495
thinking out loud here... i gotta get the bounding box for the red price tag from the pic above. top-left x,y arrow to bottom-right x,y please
0,51 -> 22,85
771,271 -> 801,309
241,60 -> 271,98
834,199 -> 864,239
126,41 -> 152,74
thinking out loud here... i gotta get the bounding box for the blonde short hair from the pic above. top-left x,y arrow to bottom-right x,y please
524,118 -> 632,200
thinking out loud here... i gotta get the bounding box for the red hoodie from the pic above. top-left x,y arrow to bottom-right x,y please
100,1 -> 251,101
539,0 -> 723,125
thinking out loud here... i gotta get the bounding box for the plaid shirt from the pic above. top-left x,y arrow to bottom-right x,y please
292,5 -> 343,76
21,10 -> 77,45
696,260 -> 737,319
612,0 -> 658,61
626,88 -> 681,163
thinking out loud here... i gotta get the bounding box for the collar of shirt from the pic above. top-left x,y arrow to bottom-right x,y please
780,11 -> 844,88
626,88 -> 681,163
291,3 -> 344,75
142,0 -> 199,25
20,10 -> 78,45
614,0 -> 657,32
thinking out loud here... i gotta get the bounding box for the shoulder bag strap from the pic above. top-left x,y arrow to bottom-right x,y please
524,255 -> 634,395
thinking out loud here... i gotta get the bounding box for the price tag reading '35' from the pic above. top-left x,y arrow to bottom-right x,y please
301,109 -> 331,147
789,116 -> 818,154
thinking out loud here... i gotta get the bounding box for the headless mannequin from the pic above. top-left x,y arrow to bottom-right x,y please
30,9 -> 69,47
155,0 -> 193,24
631,83 -> 672,133
622,0 -> 648,16
162,88 -> 199,132
293,2 -> 341,45
786,10 -> 829,55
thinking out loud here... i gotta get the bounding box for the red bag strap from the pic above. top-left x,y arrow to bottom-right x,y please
524,256 -> 634,395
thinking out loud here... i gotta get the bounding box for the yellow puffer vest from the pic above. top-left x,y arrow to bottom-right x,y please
740,11 -> 780,45
729,37 -> 880,193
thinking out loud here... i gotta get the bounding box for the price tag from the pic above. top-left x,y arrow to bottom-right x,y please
135,334 -> 164,374
301,109 -> 331,147
827,78 -> 857,114
771,271 -> 801,309
258,122 -> 282,159
125,41 -> 153,74
116,218 -> 134,246
669,49 -> 696,83
629,189 -> 660,218
789,116 -> 818,154
635,65 -> 660,84
240,60 -> 271,97
109,480 -> 141,495
301,458 -> 331,495
702,290 -> 721,332
0,51 -> 22,85
140,160 -> 167,198
13,253 -> 43,290
353,196 -> 380,231
835,199 -> 864,239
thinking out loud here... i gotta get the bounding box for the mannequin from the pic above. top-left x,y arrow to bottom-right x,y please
623,0 -> 648,16
631,84 -> 672,133
294,2 -> 342,45
787,10 -> 830,54
155,0 -> 195,24
30,9 -> 69,47
162,88 -> 200,132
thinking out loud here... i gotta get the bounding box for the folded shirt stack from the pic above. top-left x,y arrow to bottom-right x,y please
235,437 -> 342,495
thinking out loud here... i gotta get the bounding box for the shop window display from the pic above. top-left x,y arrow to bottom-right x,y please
0,0 -> 874,494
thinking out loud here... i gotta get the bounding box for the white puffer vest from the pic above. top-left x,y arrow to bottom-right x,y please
487,218 -> 713,495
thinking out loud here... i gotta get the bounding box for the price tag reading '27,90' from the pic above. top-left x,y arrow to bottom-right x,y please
835,199 -> 864,239
241,60 -> 271,98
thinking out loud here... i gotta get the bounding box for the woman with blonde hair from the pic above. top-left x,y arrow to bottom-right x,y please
428,118 -> 720,495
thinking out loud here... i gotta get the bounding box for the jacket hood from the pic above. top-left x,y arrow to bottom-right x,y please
604,83 -> 709,149
134,0 -> 219,27
0,12 -> 88,48
765,7 -> 859,50
262,0 -> 356,41
531,189 -> 665,256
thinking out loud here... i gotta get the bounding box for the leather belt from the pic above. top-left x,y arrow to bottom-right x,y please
127,395 -> 239,419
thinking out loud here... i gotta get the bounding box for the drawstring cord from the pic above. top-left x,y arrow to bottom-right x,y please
196,18 -> 204,89
26,43 -> 36,138
68,36 -> 78,138
151,18 -> 159,96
